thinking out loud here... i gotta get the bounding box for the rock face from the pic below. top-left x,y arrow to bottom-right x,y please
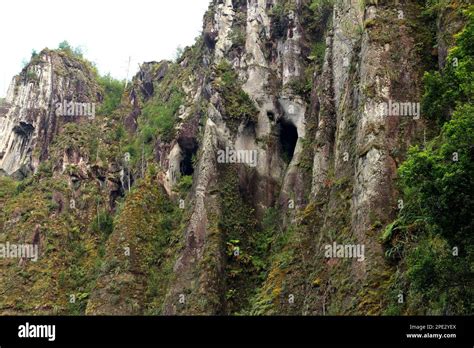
0,49 -> 100,178
155,0 -> 316,314
108,0 -> 427,314
0,0 -> 470,315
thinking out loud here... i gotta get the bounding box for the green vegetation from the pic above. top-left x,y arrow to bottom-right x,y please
297,0 -> 334,99
1,0 -> 473,317
0,177 -> 17,199
230,27 -> 246,48
85,176 -> 185,314
176,175 -> 193,194
399,106 -> 473,243
91,210 -> 114,239
287,75 -> 312,97
58,40 -> 84,58
385,104 -> 474,313
424,0 -> 454,15
383,6 -> 474,314
141,86 -> 184,143
422,5 -> 474,125
97,74 -> 125,116
269,2 -> 293,39
308,41 -> 326,66
120,62 -> 190,171
218,165 -> 258,313
302,0 -> 334,38
55,41 -> 99,79
120,62 -> 188,172
230,11 -> 247,49
270,0 -> 333,41
174,45 -> 185,62
213,61 -> 258,132
26,70 -> 39,83
0,172 -> 107,314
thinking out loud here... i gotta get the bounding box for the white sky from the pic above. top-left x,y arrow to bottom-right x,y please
0,0 -> 211,97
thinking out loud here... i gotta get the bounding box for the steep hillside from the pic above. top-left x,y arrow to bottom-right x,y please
0,0 -> 472,315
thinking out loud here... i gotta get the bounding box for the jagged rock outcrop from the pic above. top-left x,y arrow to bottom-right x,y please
0,49 -> 101,178
0,0 -> 471,316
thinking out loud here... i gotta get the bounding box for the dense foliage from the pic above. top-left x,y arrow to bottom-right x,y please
97,75 -> 125,116
422,6 -> 474,125
213,61 -> 258,132
384,6 -> 474,314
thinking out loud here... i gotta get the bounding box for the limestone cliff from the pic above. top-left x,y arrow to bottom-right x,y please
0,49 -> 101,179
0,0 -> 472,315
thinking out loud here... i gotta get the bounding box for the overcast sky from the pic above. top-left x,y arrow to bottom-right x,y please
0,0 -> 211,97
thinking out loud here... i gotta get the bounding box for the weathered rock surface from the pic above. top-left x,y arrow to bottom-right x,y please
0,0 -> 469,316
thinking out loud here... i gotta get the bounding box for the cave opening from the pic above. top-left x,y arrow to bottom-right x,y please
278,119 -> 298,164
179,140 -> 198,176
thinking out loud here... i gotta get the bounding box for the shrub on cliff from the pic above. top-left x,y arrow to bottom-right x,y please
97,74 -> 125,116
422,6 -> 474,125
213,61 -> 258,131
384,7 -> 474,314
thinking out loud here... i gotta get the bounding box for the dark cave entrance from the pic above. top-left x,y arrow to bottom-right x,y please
278,119 -> 298,164
179,140 -> 198,176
